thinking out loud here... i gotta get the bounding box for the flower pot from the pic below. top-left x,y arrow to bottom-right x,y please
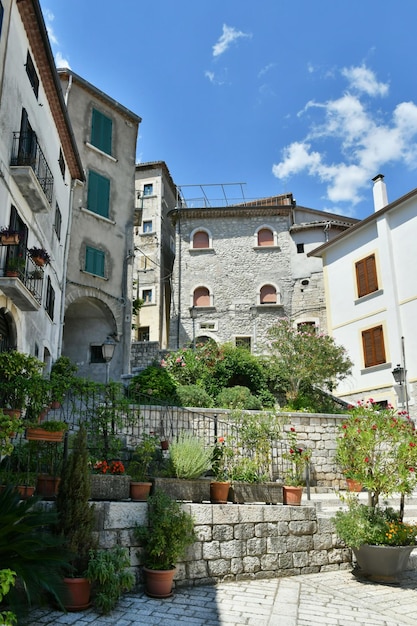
50,400 -> 61,410
152,477 -> 211,503
32,256 -> 46,267
346,478 -> 362,492
210,481 -> 231,504
0,485 -> 35,499
5,270 -> 19,277
160,440 -> 169,450
143,566 -> 176,598
1,408 -> 22,419
130,481 -> 152,501
36,475 -> 61,497
229,482 -> 283,504
1,234 -> 19,245
63,577 -> 91,611
283,485 -> 303,505
352,544 -> 415,583
26,427 -> 65,442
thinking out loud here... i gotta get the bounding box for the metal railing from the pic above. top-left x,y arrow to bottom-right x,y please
10,132 -> 54,204
0,248 -> 44,304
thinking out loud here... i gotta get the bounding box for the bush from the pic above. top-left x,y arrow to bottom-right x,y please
216,386 -> 262,410
169,433 -> 213,479
129,365 -> 178,403
86,546 -> 135,614
176,385 -> 213,408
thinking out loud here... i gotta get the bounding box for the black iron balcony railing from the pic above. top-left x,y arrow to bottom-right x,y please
10,132 -> 54,204
0,248 -> 44,304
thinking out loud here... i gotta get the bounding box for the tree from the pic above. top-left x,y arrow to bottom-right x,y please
265,319 -> 352,404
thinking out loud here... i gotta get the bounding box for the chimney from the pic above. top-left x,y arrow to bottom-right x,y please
372,174 -> 388,212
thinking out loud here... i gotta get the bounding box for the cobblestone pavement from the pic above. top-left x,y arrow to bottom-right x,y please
27,568 -> 417,626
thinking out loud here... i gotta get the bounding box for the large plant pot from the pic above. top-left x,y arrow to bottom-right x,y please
346,478 -> 362,492
26,427 -> 65,442
210,481 -> 231,504
143,566 -> 176,598
36,475 -> 61,497
63,577 -> 91,611
229,482 -> 283,504
282,485 -> 303,505
352,544 -> 415,583
90,474 -> 131,500
152,477 -> 210,503
130,481 -> 152,501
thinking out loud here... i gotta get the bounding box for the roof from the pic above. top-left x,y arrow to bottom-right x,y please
135,161 -> 177,194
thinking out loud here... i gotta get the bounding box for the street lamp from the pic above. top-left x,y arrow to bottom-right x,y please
392,363 -> 408,413
189,306 -> 197,350
102,337 -> 116,384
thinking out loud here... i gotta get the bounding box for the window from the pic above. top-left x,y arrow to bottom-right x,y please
142,289 -> 152,303
90,345 -> 106,363
143,220 -> 153,233
143,184 -> 153,196
25,52 -> 39,98
297,243 -> 305,254
193,287 -> 210,307
58,149 -> 65,178
137,326 -> 150,341
0,2 -> 4,39
260,284 -> 277,304
87,170 -> 110,218
362,325 -> 386,368
45,277 -> 55,320
257,228 -> 274,247
297,321 -> 316,332
235,336 -> 252,350
54,203 -> 62,241
356,254 -> 378,298
192,230 -> 209,249
91,108 -> 112,155
85,246 -> 105,277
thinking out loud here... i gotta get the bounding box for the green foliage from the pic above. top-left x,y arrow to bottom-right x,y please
265,319 -> 353,404
333,498 -> 417,548
0,351 -> 45,410
26,419 -> 68,432
0,569 -> 16,626
55,426 -> 96,575
87,382 -> 127,460
216,386 -> 262,410
129,365 -> 178,403
135,489 -> 196,570
50,356 -> 78,404
169,433 -> 213,479
231,458 -> 268,483
128,434 -> 160,482
176,384 -> 214,408
86,546 -> 135,614
283,427 -> 311,486
161,340 -> 220,387
335,400 -> 417,506
0,486 -> 71,616
0,410 -> 24,456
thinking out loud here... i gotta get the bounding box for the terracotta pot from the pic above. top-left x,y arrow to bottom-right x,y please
352,544 -> 415,583
346,478 -> 362,492
1,408 -> 22,419
5,270 -> 19,277
210,481 -> 230,504
130,481 -> 152,501
282,485 -> 303,505
36,475 -> 61,497
0,485 -> 35,499
50,400 -> 61,410
32,256 -> 45,267
160,440 -> 169,450
63,577 -> 91,611
26,427 -> 65,442
143,566 -> 176,598
1,234 -> 20,245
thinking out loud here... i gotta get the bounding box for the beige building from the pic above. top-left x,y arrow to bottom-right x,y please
57,69 -> 141,381
0,0 -> 83,365
168,193 -> 357,352
133,161 -> 176,349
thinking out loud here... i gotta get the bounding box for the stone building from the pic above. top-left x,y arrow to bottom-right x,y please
57,69 -> 141,381
0,0 -> 83,365
133,161 -> 176,349
168,193 -> 357,352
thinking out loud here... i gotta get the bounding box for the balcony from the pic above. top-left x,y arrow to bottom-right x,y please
0,249 -> 43,311
10,132 -> 54,212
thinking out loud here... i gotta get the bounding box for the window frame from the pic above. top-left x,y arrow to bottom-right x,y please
45,277 -> 55,320
25,51 -> 39,98
143,183 -> 153,196
362,325 -> 386,368
356,254 -> 378,298
141,289 -> 153,304
54,203 -> 62,241
142,220 -> 153,233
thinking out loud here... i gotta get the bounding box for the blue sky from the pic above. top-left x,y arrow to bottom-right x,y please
40,0 -> 417,219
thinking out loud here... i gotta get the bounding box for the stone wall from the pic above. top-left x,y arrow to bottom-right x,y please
130,341 -> 161,373
93,501 -> 351,588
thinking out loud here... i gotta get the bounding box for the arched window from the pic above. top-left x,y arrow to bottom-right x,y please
193,286 -> 210,307
192,230 -> 209,249
257,228 -> 274,247
260,284 -> 277,304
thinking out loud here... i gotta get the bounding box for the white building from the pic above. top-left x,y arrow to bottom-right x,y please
310,175 -> 417,418
0,0 -> 83,365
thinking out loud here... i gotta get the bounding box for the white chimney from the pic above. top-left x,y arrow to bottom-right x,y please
372,174 -> 388,212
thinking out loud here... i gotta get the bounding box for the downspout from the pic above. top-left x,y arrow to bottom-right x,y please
176,209 -> 182,349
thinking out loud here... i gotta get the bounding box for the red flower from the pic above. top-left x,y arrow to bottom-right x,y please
290,427 -> 296,432
364,457 -> 369,463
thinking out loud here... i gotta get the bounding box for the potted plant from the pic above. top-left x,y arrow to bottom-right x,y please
0,351 -> 44,414
282,426 -> 311,505
55,426 -> 97,610
210,435 -> 233,504
0,409 -> 24,457
0,470 -> 37,499
85,546 -> 135,614
128,434 -> 159,501
90,458 -> 131,501
0,227 -> 21,245
333,399 -> 417,581
28,246 -> 51,266
49,356 -> 78,408
25,419 -> 68,442
135,488 -> 196,598
5,256 -> 25,277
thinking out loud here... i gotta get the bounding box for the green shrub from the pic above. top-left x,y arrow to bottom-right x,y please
231,458 -> 268,483
216,386 -> 263,410
129,365 -> 178,403
86,546 -> 135,614
176,384 -> 213,408
169,433 -> 213,479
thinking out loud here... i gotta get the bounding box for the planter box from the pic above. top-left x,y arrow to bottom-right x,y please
90,474 -> 131,501
152,477 -> 211,503
229,482 -> 283,504
26,428 -> 65,442
352,544 -> 415,583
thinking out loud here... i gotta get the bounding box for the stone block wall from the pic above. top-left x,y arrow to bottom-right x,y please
92,501 -> 351,588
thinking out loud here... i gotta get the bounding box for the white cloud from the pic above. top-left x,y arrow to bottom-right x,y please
258,63 -> 275,78
55,51 -> 70,69
212,24 -> 252,57
43,9 -> 70,68
272,64 -> 417,207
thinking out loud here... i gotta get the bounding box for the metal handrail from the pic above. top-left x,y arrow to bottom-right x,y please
10,132 -> 54,204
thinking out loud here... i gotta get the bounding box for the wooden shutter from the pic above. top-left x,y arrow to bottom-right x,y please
194,287 -> 210,306
87,170 -> 110,218
260,285 -> 277,304
193,231 -> 209,249
356,255 -> 378,297
85,246 -> 105,277
91,108 -> 112,155
258,228 -> 274,246
362,325 -> 386,367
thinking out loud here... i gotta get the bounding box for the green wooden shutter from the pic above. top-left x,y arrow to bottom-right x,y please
91,108 -> 112,155
85,246 -> 105,277
87,170 -> 110,218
